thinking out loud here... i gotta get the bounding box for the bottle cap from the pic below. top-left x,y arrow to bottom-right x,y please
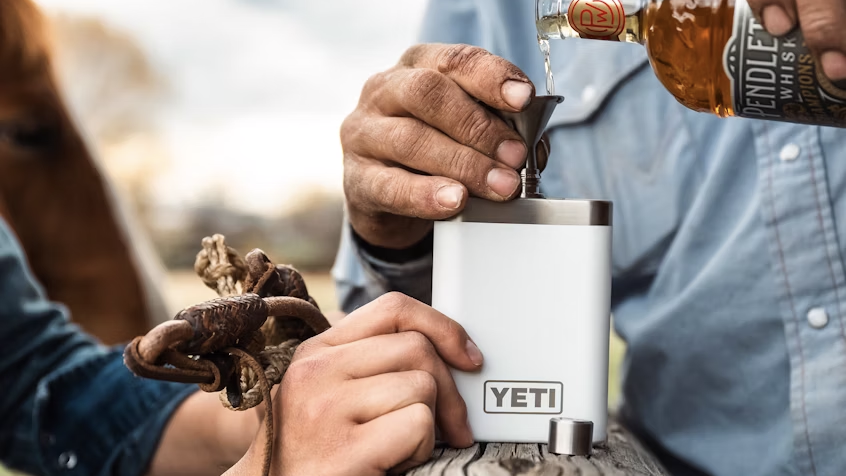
548,417 -> 593,456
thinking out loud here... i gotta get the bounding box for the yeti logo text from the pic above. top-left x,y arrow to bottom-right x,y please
484,381 -> 564,414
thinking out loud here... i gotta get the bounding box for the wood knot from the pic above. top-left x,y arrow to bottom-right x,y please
499,458 -> 538,474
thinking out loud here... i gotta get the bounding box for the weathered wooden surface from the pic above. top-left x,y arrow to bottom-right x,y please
404,420 -> 668,476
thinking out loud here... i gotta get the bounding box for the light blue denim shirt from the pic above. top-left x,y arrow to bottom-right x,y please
332,1 -> 846,475
0,218 -> 195,476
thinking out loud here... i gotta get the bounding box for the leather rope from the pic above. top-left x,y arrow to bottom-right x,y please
123,234 -> 331,476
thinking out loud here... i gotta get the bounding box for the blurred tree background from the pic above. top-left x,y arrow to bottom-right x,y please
47,12 -> 345,310
50,13 -> 170,222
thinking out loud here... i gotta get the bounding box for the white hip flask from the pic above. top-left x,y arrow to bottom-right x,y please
432,197 -> 612,443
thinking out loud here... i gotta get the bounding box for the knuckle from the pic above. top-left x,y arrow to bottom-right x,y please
284,355 -> 327,386
406,370 -> 438,400
340,114 -> 362,150
342,157 -> 374,212
403,331 -> 437,360
292,338 -> 316,360
456,109 -> 495,147
437,44 -> 490,75
406,403 -> 435,432
801,14 -> 843,49
377,291 -> 413,314
403,69 -> 449,111
445,147 -> 483,184
341,113 -> 382,156
300,392 -> 336,424
342,154 -> 361,191
372,167 -> 409,212
440,317 -> 465,344
388,121 -> 427,163
361,70 -> 389,99
399,44 -> 425,66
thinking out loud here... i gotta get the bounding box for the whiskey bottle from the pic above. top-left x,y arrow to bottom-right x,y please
536,0 -> 846,127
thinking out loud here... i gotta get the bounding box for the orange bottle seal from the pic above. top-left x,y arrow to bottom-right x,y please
567,0 -> 625,40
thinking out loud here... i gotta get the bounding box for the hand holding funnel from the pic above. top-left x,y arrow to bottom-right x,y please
493,95 -> 564,198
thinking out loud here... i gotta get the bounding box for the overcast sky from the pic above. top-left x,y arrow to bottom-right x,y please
33,0 -> 429,214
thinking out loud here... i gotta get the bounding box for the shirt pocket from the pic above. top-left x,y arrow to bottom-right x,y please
538,42 -> 698,277
544,40 -> 649,128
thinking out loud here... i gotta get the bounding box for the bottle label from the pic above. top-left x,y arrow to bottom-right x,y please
567,0 -> 625,40
724,0 -> 846,125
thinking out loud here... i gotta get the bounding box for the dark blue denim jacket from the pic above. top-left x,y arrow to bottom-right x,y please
0,218 -> 195,476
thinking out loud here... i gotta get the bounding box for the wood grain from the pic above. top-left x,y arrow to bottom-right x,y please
404,420 -> 668,476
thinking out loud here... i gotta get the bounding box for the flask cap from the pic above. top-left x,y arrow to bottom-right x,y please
548,417 -> 593,456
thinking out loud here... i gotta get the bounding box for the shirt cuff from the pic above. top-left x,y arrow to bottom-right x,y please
358,242 -> 434,303
333,223 -> 434,312
350,226 -> 434,264
14,347 -> 196,476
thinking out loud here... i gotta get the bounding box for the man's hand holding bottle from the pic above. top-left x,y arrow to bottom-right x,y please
751,0 -> 846,83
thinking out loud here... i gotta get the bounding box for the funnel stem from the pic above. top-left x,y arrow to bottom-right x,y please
522,161 -> 544,198
492,95 -> 563,199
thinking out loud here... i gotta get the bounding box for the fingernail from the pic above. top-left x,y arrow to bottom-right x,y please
496,140 -> 527,168
821,51 -> 846,82
435,184 -> 464,209
501,80 -> 533,110
761,5 -> 794,36
486,168 -> 520,198
760,5 -> 794,36
465,339 -> 484,366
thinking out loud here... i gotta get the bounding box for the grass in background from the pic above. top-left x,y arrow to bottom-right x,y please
608,328 -> 626,408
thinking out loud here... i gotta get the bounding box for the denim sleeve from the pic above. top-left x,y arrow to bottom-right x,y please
330,0 -> 482,313
331,223 -> 434,312
0,219 -> 195,476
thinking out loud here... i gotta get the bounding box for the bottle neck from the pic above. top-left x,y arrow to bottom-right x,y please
535,0 -> 652,45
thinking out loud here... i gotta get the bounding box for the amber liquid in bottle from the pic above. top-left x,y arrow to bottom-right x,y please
645,0 -> 736,116
539,0 -> 846,126
537,0 -> 735,115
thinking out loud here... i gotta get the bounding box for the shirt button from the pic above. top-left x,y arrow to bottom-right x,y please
779,143 -> 800,162
807,307 -> 829,329
581,86 -> 596,103
58,451 -> 77,470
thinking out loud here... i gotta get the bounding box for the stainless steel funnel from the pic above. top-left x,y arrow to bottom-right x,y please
496,95 -> 564,198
